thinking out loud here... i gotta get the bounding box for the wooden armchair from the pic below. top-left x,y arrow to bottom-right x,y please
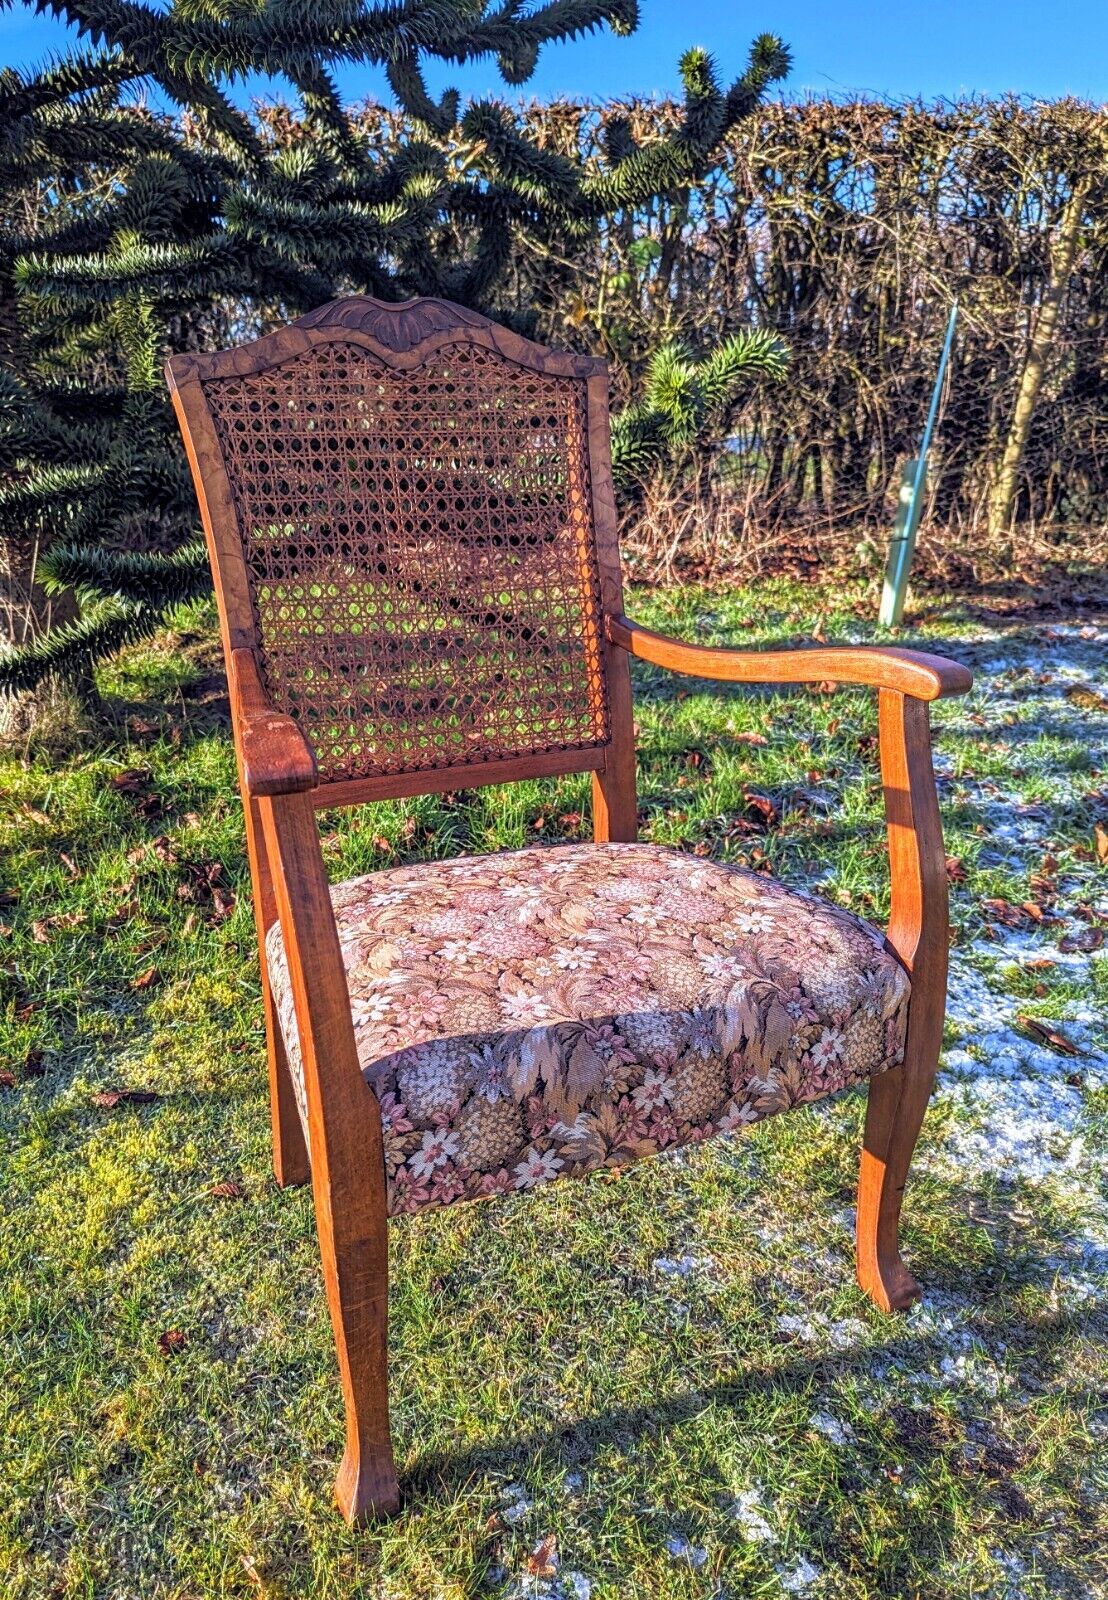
166,297 -> 972,1524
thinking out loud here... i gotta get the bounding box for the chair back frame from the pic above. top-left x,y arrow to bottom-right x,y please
165,295 -> 638,835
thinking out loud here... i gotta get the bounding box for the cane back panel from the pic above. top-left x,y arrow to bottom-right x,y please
194,308 -> 611,787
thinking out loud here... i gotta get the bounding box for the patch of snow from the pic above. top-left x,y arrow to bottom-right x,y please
665,1535 -> 708,1567
727,1487 -> 775,1543
500,1483 -> 532,1524
776,1312 -> 868,1350
931,952 -> 1107,1185
991,1548 -> 1031,1600
777,1555 -> 822,1594
504,1574 -> 592,1600
654,1253 -> 712,1278
808,1408 -> 854,1445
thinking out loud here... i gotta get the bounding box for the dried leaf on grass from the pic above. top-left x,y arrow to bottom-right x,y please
527,1535 -> 559,1578
1016,1016 -> 1081,1056
208,1180 -> 245,1200
91,1088 -> 160,1108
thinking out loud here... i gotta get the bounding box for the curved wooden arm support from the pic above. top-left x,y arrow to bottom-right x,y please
231,647 -> 318,797
256,789 -> 398,1519
855,690 -> 952,1310
605,614 -> 973,701
607,611 -> 964,1313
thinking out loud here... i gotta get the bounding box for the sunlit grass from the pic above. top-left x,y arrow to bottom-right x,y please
2,581 -> 1105,1598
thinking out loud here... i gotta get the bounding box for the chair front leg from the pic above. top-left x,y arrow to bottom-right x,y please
257,788 -> 399,1521
856,690 -> 949,1312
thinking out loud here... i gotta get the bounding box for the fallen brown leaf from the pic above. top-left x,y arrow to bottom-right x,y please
1065,683 -> 1108,713
743,789 -> 779,829
131,965 -> 160,990
1096,823 -> 1108,864
209,1179 -> 245,1200
733,730 -> 768,746
0,1071 -> 15,1090
91,1088 -> 160,1109
1017,1016 -> 1081,1057
158,1329 -> 187,1356
527,1534 -> 559,1579
110,768 -> 153,794
981,897 -> 1025,927
945,857 -> 967,882
1059,928 -> 1104,953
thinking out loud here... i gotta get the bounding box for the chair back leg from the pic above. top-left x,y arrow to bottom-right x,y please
246,796 -> 310,1187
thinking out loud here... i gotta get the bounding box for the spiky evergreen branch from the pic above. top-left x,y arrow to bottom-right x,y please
2,0 -> 789,706
611,335 -> 790,494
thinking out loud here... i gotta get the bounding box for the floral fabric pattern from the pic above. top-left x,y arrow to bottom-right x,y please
266,843 -> 910,1216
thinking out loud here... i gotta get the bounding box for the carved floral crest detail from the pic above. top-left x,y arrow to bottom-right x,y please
295,295 -> 491,352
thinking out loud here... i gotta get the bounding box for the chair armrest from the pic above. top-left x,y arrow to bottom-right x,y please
230,647 -> 317,797
606,615 -> 973,701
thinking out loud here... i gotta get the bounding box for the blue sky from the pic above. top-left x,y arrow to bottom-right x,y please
3,0 -> 1106,108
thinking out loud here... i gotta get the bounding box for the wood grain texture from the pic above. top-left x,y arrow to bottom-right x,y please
230,648 -> 317,797
586,373 -> 638,841
244,793 -> 310,1188
258,790 -> 398,1522
311,747 -> 605,812
606,614 -> 973,701
856,691 -> 951,1311
167,294 -> 606,382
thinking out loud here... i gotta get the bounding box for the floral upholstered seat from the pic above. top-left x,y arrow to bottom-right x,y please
266,843 -> 911,1215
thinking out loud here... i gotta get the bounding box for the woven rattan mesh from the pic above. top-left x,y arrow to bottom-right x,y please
203,339 -> 610,784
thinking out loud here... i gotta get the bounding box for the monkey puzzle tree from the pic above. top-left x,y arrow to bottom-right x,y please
0,1 -> 790,716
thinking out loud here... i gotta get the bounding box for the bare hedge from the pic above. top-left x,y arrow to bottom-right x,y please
500,95 -> 1107,578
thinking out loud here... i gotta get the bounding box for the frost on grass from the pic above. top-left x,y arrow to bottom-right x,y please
727,1486 -> 776,1544
776,1555 -> 822,1594
665,1534 -> 709,1567
808,1408 -> 854,1445
924,622 -> 1108,1246
776,1311 -> 869,1350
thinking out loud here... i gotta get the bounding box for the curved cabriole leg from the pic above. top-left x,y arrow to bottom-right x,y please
326,1197 -> 400,1524
856,690 -> 949,1314
858,1063 -> 928,1312
257,790 -> 400,1523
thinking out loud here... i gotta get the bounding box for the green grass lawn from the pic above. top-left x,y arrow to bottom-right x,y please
2,580 -> 1106,1600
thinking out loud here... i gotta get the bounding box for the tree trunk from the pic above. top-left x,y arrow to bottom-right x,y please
987,182 -> 1089,538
